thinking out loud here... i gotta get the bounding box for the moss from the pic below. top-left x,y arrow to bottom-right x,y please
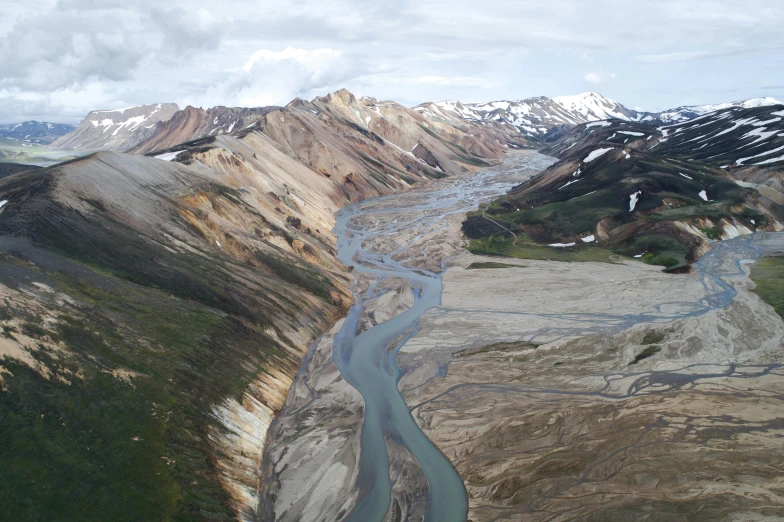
467,235 -> 618,264
0,224 -> 329,520
750,255 -> 784,319
642,332 -> 665,345
455,340 -> 540,358
613,235 -> 690,269
466,262 -> 523,269
700,226 -> 723,240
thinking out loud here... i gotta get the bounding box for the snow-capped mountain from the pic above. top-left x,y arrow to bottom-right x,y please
0,121 -> 75,144
655,97 -> 783,123
654,103 -> 784,168
415,92 -> 641,138
52,103 -> 180,151
415,93 -> 784,139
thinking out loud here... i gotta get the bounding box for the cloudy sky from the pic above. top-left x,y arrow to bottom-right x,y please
1,0 -> 782,123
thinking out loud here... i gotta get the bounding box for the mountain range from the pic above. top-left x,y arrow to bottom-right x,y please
43,93 -> 784,153
0,121 -> 75,145
466,102 -> 784,271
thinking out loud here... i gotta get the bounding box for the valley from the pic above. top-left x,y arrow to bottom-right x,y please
2,89 -> 784,522
262,147 -> 784,521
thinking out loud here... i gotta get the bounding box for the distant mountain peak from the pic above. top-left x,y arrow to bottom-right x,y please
416,92 -> 638,138
656,97 -> 783,123
0,120 -> 76,145
52,103 -> 180,151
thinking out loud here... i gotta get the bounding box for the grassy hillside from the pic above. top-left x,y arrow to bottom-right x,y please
0,158 -> 348,521
750,255 -> 784,318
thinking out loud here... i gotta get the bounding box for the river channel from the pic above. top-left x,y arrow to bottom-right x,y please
331,152 -> 555,521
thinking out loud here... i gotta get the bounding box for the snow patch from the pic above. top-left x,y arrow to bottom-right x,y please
736,144 -> 784,165
754,154 -> 784,166
679,172 -> 693,179
548,242 -> 575,247
0,200 -> 8,210
585,121 -> 612,128
154,150 -> 185,161
629,191 -> 641,212
583,147 -> 613,163
558,179 -> 581,190
581,235 -> 595,243
698,190 -> 708,201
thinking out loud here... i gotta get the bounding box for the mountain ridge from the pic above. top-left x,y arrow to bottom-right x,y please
52,103 -> 180,152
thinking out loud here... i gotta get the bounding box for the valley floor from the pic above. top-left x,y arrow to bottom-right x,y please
262,150 -> 784,521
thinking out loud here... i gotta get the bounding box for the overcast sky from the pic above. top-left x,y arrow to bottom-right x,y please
1,0 -> 783,123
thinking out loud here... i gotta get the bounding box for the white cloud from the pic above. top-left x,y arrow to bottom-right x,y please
584,71 -> 616,85
193,47 -> 354,108
1,0 -> 784,121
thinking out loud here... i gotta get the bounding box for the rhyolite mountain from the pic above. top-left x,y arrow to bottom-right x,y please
0,121 -> 75,145
466,103 -> 784,271
52,103 -> 180,152
0,89 -> 522,521
130,105 -> 280,153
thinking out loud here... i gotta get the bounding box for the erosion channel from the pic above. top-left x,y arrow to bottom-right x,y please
260,150 -> 784,522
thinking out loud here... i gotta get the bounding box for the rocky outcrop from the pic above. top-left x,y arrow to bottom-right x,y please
52,103 -> 180,151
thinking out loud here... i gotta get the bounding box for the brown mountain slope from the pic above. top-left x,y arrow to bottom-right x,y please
134,89 -> 529,187
52,103 -> 180,152
0,92 -> 513,521
130,105 -> 279,154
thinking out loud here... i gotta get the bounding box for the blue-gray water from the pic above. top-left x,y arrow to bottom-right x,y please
330,152 -> 557,522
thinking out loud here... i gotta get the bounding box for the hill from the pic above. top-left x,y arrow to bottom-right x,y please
465,106 -> 784,271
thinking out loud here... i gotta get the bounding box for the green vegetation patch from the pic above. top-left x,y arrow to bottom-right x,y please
641,331 -> 665,345
613,235 -> 691,269
455,340 -> 540,358
0,253 -> 291,520
750,255 -> 784,319
629,345 -> 661,365
466,261 -> 523,269
468,234 -> 618,264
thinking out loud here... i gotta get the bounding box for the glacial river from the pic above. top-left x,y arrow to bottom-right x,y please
321,150 -> 784,521
330,152 -> 555,521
